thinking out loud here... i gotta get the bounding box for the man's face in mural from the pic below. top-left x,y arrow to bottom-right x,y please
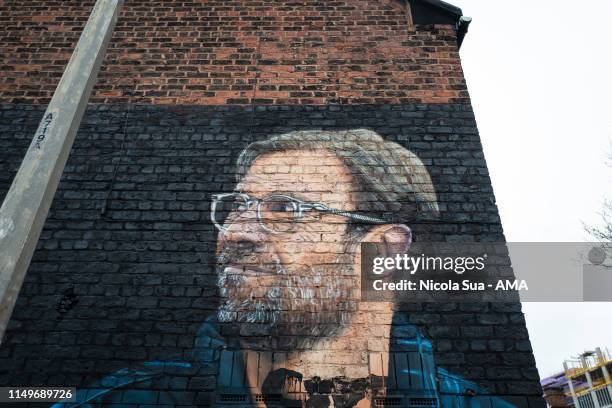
215,150 -> 360,336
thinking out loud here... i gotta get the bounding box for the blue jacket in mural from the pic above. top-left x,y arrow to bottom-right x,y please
51,319 -> 517,408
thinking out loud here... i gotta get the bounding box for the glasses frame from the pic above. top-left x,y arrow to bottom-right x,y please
211,192 -> 387,234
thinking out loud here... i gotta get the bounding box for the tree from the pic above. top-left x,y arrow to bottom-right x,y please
585,199 -> 612,242
585,145 -> 612,248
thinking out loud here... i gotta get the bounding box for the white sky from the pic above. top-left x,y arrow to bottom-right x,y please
456,0 -> 612,378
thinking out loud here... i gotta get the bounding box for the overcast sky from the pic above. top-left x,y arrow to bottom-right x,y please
456,0 -> 612,378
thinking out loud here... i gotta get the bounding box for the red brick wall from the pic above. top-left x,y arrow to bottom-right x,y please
0,0 -> 467,105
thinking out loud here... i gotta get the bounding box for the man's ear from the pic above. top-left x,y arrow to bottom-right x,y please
359,223 -> 412,261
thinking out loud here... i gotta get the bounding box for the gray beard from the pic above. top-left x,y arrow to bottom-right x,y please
216,263 -> 356,339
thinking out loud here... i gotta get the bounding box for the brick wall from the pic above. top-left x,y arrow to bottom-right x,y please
0,104 -> 542,407
1,0 -> 467,105
0,1 -> 543,407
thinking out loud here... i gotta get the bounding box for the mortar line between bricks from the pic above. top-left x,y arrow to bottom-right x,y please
248,17 -> 263,142
100,89 -> 133,216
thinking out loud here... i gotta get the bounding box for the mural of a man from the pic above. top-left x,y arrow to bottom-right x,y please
206,129 -> 515,407
54,129 -> 515,408
214,128 -> 432,341
211,129 -> 431,406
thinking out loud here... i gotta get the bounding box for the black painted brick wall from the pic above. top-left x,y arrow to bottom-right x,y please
0,103 -> 542,406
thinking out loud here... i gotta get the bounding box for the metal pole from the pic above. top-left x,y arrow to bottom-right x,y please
0,0 -> 123,344
580,355 -> 602,408
564,361 -> 581,408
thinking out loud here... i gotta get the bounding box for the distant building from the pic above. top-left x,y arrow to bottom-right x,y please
542,371 -> 572,407
542,347 -> 612,408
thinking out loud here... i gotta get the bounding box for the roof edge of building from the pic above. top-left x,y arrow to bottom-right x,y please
417,0 -> 463,17
408,0 -> 471,49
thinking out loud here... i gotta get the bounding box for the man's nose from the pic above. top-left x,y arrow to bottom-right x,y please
220,208 -> 267,243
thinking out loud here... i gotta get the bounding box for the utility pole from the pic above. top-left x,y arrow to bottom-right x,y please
0,0 -> 123,344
